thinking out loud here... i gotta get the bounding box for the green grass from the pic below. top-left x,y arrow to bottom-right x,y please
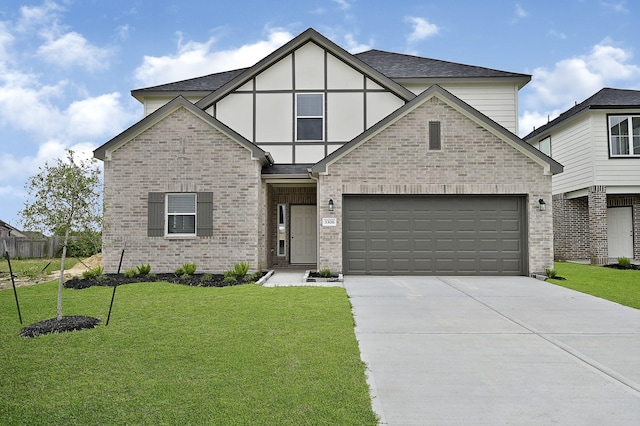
548,262 -> 640,309
1,257 -> 80,280
0,281 -> 377,425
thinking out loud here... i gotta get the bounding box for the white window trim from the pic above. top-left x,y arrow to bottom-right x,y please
539,136 -> 551,157
165,193 -> 197,237
608,114 -> 640,157
295,93 -> 325,142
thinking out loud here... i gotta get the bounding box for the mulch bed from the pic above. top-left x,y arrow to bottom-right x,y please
63,272 -> 266,290
20,316 -> 100,338
604,264 -> 640,270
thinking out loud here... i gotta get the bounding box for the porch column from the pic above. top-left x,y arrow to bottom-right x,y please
588,185 -> 608,265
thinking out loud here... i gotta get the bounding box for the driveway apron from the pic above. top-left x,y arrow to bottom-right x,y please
345,276 -> 640,425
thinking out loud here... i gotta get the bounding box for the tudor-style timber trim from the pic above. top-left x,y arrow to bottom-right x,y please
195,28 -> 416,111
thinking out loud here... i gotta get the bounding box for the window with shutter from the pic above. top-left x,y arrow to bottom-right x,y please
147,192 -> 213,237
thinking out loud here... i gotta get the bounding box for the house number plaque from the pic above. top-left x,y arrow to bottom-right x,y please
322,218 -> 337,227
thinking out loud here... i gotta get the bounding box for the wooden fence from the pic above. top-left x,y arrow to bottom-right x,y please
0,236 -> 68,259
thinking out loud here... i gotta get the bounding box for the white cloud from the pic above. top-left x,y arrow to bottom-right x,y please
134,28 -> 294,86
519,40 -> 640,135
515,3 -> 528,18
405,17 -> 439,43
547,29 -> 567,40
67,93 -> 133,139
37,31 -> 112,71
601,0 -> 629,13
332,0 -> 351,10
0,22 -> 15,60
343,33 -> 372,53
16,0 -> 63,34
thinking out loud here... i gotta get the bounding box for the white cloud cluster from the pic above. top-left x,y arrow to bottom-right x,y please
520,40 -> 640,135
37,31 -> 112,71
0,1 -> 135,216
405,17 -> 439,44
134,28 -> 294,86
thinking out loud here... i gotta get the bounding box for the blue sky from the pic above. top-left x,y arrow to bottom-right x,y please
1,0 -> 639,229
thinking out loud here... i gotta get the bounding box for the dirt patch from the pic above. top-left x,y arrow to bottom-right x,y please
0,254 -> 103,291
19,316 -> 100,338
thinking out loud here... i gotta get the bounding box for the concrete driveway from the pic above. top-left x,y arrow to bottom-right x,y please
345,276 -> 640,425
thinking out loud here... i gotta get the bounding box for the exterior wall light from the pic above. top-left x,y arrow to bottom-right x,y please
328,199 -> 334,212
538,198 -> 546,211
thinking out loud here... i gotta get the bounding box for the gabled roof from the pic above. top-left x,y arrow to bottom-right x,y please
94,96 -> 271,163
131,68 -> 247,102
311,85 -> 563,176
524,88 -> 640,141
195,28 -> 416,109
132,36 -> 531,100
355,50 -> 531,87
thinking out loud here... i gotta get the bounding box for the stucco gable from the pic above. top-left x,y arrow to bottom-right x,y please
195,28 -> 415,110
311,85 -> 562,176
94,96 -> 271,163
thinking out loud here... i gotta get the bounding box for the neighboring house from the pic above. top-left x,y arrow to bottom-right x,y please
0,220 -> 27,238
525,88 -> 640,264
95,28 -> 561,276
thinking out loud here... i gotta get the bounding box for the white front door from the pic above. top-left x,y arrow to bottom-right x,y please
290,205 -> 317,264
607,207 -> 634,258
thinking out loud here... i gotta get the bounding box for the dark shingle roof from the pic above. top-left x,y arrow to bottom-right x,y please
132,48 -> 530,97
261,164 -> 314,176
524,88 -> 640,141
354,49 -> 530,80
132,68 -> 248,97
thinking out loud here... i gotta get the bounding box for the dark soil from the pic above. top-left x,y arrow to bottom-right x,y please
308,271 -> 340,278
20,316 -> 100,338
63,272 -> 266,290
604,264 -> 640,270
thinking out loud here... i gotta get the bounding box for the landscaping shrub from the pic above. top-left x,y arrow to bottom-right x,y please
136,263 -> 152,276
81,265 -> 104,280
319,268 -> 332,278
124,268 -> 138,278
545,268 -> 557,279
617,257 -> 631,269
233,262 -> 249,278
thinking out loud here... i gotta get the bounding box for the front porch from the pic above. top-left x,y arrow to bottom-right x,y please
263,165 -> 318,269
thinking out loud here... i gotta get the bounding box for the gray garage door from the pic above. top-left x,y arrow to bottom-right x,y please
343,195 -> 527,275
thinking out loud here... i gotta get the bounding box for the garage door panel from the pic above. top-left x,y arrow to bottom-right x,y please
343,195 -> 526,275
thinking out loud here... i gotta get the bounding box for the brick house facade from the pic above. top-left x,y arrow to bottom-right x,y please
96,28 -> 562,275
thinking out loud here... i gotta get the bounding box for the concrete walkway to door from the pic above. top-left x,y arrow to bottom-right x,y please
345,276 -> 640,425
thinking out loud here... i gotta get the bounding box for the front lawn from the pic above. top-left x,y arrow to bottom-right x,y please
548,262 -> 640,309
0,281 -> 377,425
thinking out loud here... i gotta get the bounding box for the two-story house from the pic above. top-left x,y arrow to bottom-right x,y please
95,28 -> 561,276
525,88 -> 640,264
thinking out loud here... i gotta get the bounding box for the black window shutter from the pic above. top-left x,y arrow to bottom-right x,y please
197,192 -> 213,237
429,121 -> 441,150
148,192 -> 165,237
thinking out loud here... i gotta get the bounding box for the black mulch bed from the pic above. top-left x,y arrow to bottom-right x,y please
605,264 -> 640,270
63,272 -> 267,290
20,316 -> 100,338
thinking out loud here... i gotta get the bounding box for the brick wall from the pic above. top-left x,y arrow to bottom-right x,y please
317,97 -> 554,274
588,186 -> 608,265
552,194 -> 589,260
102,106 -> 264,273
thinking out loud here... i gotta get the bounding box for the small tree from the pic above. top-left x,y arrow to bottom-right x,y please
20,150 -> 101,320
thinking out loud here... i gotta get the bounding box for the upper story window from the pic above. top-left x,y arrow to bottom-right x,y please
609,115 -> 640,157
167,193 -> 197,235
539,136 -> 551,156
296,93 -> 324,141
